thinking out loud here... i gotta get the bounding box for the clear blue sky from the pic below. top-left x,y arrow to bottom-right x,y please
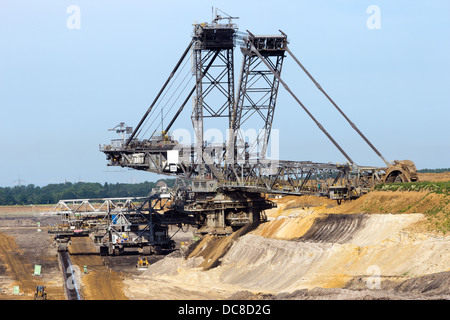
1,0 -> 449,187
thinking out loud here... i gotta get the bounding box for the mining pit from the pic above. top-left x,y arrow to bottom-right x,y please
0,175 -> 449,300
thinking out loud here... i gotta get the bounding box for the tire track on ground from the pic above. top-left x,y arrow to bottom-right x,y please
0,232 -> 37,295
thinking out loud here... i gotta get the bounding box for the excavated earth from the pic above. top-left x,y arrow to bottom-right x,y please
125,183 -> 450,300
0,207 -> 65,300
0,173 -> 449,300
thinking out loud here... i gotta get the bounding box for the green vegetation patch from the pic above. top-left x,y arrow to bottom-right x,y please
374,181 -> 450,195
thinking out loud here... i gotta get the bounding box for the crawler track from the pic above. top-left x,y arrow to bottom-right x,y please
58,250 -> 82,300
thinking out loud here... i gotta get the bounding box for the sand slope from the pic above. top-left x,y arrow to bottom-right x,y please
126,191 -> 450,299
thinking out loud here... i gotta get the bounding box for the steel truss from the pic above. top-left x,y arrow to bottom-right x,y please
231,32 -> 286,160
192,22 -> 237,180
100,28 -> 381,198
46,193 -> 182,255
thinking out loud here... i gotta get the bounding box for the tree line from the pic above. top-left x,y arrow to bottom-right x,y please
417,168 -> 450,173
0,179 -> 176,206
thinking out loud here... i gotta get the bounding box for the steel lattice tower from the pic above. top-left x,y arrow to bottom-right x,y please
191,22 -> 237,178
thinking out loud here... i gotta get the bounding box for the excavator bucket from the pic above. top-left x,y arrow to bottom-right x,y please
383,160 -> 419,183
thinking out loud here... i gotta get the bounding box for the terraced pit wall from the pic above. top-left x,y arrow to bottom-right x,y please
127,190 -> 450,299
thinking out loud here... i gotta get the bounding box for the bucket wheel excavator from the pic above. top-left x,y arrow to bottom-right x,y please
100,10 -> 418,235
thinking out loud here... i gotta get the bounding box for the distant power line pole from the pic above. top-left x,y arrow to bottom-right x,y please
12,175 -> 26,186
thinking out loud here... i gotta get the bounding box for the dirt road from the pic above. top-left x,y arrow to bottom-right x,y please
0,232 -> 36,296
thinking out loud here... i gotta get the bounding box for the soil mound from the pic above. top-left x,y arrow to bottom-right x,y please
187,222 -> 260,270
